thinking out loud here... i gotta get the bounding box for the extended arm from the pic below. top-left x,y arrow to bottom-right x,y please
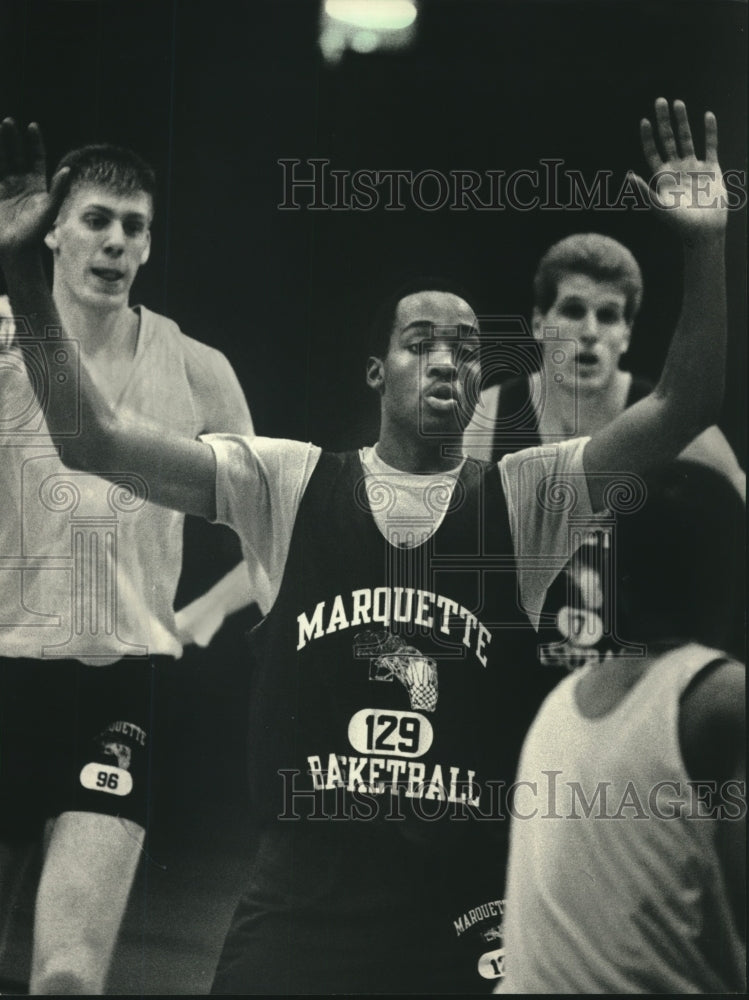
0,118 -> 216,518
584,100 -> 728,510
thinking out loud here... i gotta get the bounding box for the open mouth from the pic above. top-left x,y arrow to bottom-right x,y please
91,267 -> 125,283
425,383 -> 459,411
576,352 -> 598,367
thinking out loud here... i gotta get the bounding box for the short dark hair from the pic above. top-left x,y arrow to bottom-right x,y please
367,275 -> 478,359
53,144 -> 156,215
614,460 -> 745,657
533,233 -> 643,323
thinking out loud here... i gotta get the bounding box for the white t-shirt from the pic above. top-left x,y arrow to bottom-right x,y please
0,305 -> 258,663
499,644 -> 745,993
204,435 -> 597,628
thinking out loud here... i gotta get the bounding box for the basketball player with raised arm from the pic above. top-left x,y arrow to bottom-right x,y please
0,143 -> 267,993
0,99 -> 731,992
464,231 -> 743,501
463,231 -> 745,671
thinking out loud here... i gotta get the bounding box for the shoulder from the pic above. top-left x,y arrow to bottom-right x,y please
253,436 -> 323,468
680,656 -> 745,783
500,436 -> 590,491
138,305 -> 238,379
205,435 -> 322,519
137,304 -> 181,338
207,434 -> 320,472
138,307 -> 251,431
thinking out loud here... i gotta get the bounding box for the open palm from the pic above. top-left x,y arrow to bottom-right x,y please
0,118 -> 67,254
632,99 -> 727,237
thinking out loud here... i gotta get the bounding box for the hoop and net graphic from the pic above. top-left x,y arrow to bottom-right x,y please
353,629 -> 439,712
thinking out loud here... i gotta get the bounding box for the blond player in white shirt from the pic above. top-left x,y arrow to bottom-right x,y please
0,143 -> 267,993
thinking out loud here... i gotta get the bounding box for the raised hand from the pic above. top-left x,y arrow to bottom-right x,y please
631,98 -> 727,239
0,118 -> 68,257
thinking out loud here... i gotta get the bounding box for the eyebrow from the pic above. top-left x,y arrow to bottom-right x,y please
81,203 -> 150,221
558,294 -> 624,307
401,321 -> 480,337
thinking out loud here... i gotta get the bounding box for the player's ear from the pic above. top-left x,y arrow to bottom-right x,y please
44,225 -> 59,253
531,308 -> 545,340
619,323 -> 633,355
139,230 -> 151,266
366,356 -> 385,392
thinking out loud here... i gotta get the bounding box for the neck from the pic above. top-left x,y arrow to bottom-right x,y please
537,367 -> 630,435
376,424 -> 463,473
52,281 -> 138,361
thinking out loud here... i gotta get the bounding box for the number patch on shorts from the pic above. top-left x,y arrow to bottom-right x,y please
478,947 -> 505,979
348,709 -> 432,757
79,762 -> 133,796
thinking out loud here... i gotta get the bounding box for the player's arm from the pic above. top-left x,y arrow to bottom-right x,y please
174,347 -> 271,647
0,118 -> 217,519
679,659 -> 746,936
583,99 -> 728,511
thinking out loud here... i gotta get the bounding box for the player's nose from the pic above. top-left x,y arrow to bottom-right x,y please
103,220 -> 126,253
425,342 -> 458,375
579,312 -> 599,341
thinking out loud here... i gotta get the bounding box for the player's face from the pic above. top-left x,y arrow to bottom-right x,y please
533,274 -> 631,394
370,291 -> 482,438
45,184 -> 152,311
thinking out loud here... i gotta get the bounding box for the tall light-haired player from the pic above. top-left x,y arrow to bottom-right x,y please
0,143 -> 267,993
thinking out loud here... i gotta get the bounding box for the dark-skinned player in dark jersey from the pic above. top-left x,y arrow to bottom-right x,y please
0,99 -> 731,992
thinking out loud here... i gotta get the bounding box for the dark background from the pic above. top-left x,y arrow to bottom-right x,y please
1,0 -> 746,453
0,0 -> 746,993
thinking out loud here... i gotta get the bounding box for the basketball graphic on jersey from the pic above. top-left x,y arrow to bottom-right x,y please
353,629 -> 439,712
